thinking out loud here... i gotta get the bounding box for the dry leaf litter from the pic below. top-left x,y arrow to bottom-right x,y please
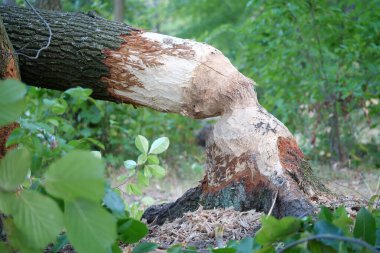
143,206 -> 263,249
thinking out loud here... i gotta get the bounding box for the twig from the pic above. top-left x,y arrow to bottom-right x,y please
14,0 -> 52,59
360,172 -> 374,196
267,189 -> 278,217
277,234 -> 379,253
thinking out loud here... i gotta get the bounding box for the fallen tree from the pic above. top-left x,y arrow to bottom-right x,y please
0,6 -> 343,224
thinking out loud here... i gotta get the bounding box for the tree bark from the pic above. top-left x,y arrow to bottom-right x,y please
113,0 -> 124,23
0,6 -> 339,223
0,17 -> 20,159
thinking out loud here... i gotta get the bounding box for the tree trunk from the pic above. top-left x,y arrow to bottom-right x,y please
0,17 -> 20,159
329,100 -> 346,166
113,0 -> 124,23
0,6 -> 338,223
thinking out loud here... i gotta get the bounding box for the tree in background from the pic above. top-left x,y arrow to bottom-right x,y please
165,0 -> 380,168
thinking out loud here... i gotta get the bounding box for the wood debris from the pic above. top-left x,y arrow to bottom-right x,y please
143,206 -> 263,249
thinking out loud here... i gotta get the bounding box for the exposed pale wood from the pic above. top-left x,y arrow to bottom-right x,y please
1,6 -> 341,221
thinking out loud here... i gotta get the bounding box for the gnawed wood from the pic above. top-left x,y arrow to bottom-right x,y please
0,6 -> 344,221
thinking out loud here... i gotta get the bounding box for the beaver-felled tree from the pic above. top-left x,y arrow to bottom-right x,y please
0,6 -> 337,224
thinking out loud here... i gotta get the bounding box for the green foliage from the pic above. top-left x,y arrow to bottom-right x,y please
255,216 -> 301,244
64,200 -> 116,253
0,80 -> 153,253
0,79 -> 26,126
353,208 -> 376,245
165,0 -> 380,167
0,148 -> 30,191
116,135 -> 170,218
44,151 -> 105,202
117,218 -> 148,244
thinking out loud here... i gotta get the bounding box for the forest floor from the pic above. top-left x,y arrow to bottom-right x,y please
121,164 -> 379,250
56,164 -> 379,252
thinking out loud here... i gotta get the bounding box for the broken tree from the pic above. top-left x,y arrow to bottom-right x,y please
0,6 -> 337,224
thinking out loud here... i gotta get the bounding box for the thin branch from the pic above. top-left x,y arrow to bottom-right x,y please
14,0 -> 52,60
277,234 -> 379,253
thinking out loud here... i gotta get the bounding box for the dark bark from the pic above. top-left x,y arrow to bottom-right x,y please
329,100 -> 346,165
0,5 -> 136,102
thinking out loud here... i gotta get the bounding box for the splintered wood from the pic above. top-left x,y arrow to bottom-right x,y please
144,206 -> 262,249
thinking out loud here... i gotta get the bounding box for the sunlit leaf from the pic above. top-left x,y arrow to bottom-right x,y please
149,137 -> 169,154
64,199 -> 117,253
0,148 -> 30,191
45,151 -> 105,202
124,160 -> 137,170
135,135 -> 149,154
13,191 -> 63,249
146,165 -> 166,178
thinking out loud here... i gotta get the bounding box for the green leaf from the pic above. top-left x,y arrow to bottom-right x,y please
132,242 -> 158,253
0,79 -> 27,126
0,191 -> 17,215
68,138 -> 105,151
332,207 -> 353,235
146,165 -> 166,178
0,100 -> 26,127
3,218 -> 41,253
137,153 -> 147,165
353,207 -> 376,245
64,87 -> 93,100
319,206 -> 333,222
116,174 -> 128,182
314,220 -> 343,249
103,187 -> 125,216
118,218 -> 148,243
124,160 -> 137,170
143,166 -> 152,178
137,170 -> 149,187
0,241 -> 12,253
255,216 -> 301,245
45,151 -> 105,202
51,98 -> 68,115
141,196 -> 155,206
51,234 -> 69,253
110,242 -> 122,253
0,148 -> 30,191
64,199 -> 117,253
135,135 -> 149,154
147,155 -> 159,165
126,183 -> 142,195
212,248 -> 236,253
149,137 -> 169,154
5,127 -> 24,147
13,191 -> 64,249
